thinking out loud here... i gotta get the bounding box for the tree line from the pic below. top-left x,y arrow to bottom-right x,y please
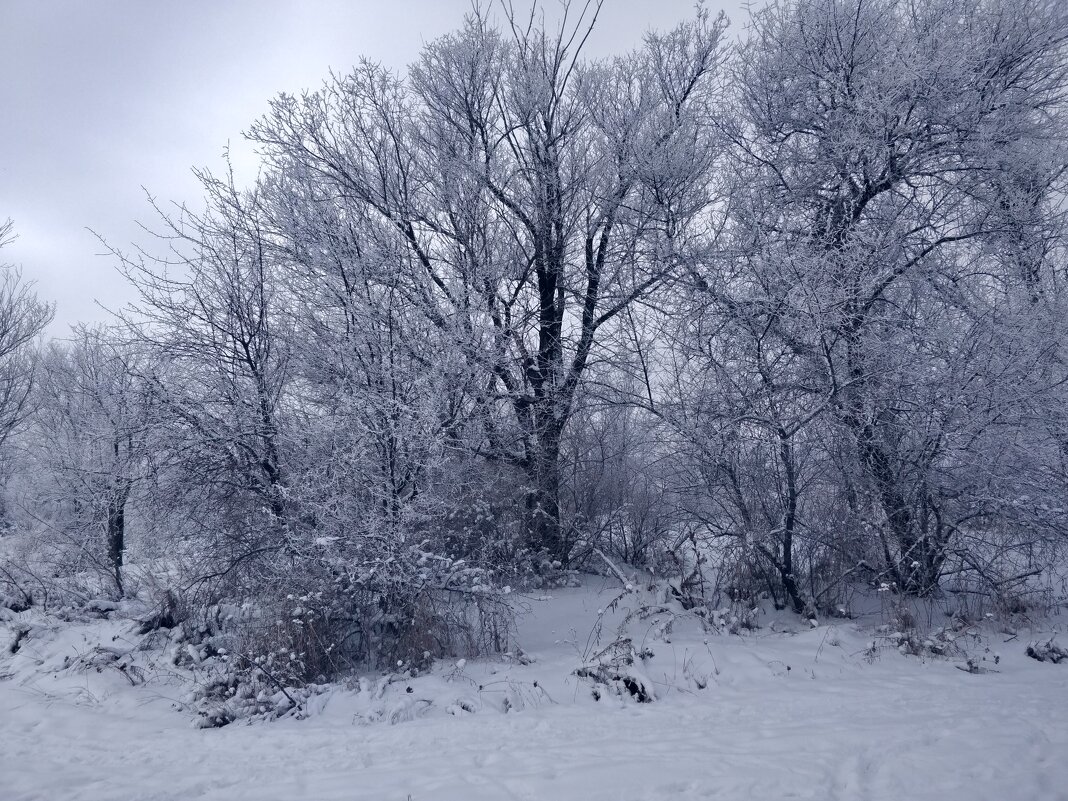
3,0 -> 1067,675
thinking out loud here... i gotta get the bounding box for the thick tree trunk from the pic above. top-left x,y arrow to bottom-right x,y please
852,415 -> 947,596
524,419 -> 566,566
839,326 -> 946,597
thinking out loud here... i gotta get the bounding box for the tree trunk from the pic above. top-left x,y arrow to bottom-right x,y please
524,418 -> 566,566
778,431 -> 805,614
106,485 -> 129,596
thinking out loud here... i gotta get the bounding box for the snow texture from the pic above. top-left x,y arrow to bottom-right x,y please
2,581 -> 1067,800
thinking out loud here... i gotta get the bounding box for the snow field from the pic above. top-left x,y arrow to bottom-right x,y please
2,582 -> 1067,801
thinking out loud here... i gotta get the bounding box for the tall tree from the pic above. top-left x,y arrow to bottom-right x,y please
249,2 -> 727,563
723,0 -> 1068,594
32,327 -> 154,595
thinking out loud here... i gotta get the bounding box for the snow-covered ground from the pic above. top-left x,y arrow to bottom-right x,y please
2,580 -> 1067,801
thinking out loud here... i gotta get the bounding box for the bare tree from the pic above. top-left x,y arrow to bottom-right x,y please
0,219 -> 55,466
714,0 -> 1068,595
107,165 -> 296,583
248,2 -> 728,564
30,327 -> 154,595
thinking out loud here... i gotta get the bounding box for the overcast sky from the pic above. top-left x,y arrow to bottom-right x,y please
2,0 -> 743,333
